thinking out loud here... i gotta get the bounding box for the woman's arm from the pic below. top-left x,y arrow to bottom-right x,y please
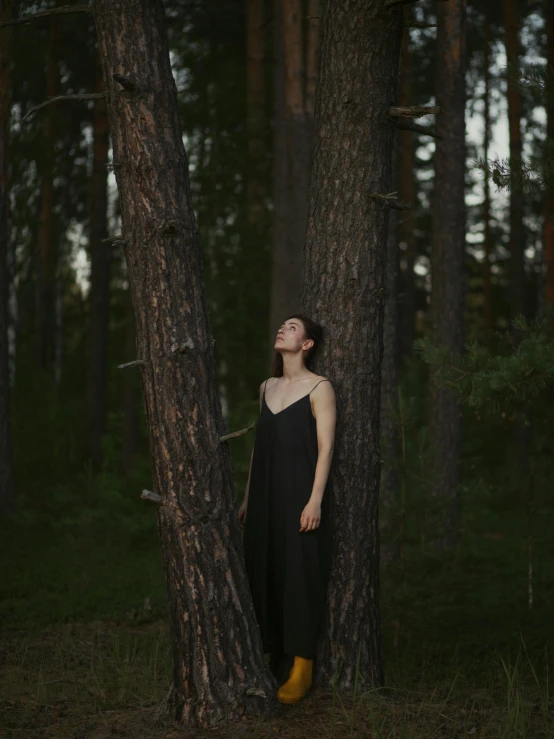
300,380 -> 336,532
242,380 -> 265,506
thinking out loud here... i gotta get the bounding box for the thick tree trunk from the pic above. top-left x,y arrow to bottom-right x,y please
36,15 -> 60,369
122,291 -> 138,477
482,21 -> 493,336
0,0 -> 14,514
544,0 -> 554,312
92,0 -> 274,726
300,0 -> 402,689
305,0 -> 321,119
429,0 -> 467,549
503,0 -> 525,323
88,53 -> 111,467
397,20 -> 416,363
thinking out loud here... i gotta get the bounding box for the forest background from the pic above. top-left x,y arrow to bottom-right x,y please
1,0 -> 554,736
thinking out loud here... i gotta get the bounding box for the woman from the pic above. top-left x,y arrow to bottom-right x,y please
239,314 -> 336,704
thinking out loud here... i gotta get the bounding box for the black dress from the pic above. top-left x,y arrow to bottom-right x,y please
242,378 -> 332,661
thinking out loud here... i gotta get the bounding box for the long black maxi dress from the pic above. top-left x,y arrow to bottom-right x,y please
242,378 -> 332,661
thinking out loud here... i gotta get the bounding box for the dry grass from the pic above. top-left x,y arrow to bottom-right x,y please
0,620 -> 552,738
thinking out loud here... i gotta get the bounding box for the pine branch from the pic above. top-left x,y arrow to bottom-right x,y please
22,93 -> 105,122
0,5 -> 91,28
368,192 -> 411,210
396,121 -> 442,139
389,105 -> 439,118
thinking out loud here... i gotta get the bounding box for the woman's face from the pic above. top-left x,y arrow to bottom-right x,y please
275,319 -> 313,354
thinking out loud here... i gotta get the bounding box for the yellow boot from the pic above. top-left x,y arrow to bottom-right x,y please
276,656 -> 312,704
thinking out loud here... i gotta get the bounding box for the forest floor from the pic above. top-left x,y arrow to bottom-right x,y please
2,468 -> 554,738
1,614 -> 552,739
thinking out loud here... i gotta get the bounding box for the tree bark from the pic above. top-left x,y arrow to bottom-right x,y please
544,0 -> 554,313
122,290 -> 138,477
88,51 -> 111,468
300,0 -> 402,689
429,0 -> 467,549
36,15 -> 60,369
503,0 -> 525,324
482,21 -> 493,337
92,0 -> 275,726
0,0 -> 14,515
397,17 -> 416,363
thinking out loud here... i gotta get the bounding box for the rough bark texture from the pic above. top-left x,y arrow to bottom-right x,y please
92,0 -> 275,726
397,19 -> 416,362
0,0 -> 14,514
88,53 -> 111,467
482,22 -> 493,336
36,16 -> 60,369
300,0 -> 402,689
429,0 -> 467,549
380,182 -> 399,562
305,0 -> 321,118
503,0 -> 525,323
545,0 -> 554,312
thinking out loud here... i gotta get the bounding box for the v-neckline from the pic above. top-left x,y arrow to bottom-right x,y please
263,392 -> 311,417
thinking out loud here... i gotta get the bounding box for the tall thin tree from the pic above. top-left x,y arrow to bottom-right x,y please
544,0 -> 554,312
88,51 -> 111,467
301,0 -> 402,688
0,0 -> 14,514
429,0 -> 467,549
503,0 -> 525,323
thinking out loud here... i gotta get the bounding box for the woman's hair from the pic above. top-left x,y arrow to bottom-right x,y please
270,314 -> 324,377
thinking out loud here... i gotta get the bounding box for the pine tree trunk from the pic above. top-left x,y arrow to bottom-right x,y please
482,21 -> 493,336
269,0 -> 319,359
122,291 -> 138,477
429,0 -> 467,550
300,0 -> 402,689
246,0 -> 265,231
397,20 -> 416,363
544,0 -> 554,312
36,16 -> 60,369
0,0 -> 14,515
92,0 -> 275,725
503,0 -> 525,323
269,0 -> 288,365
88,53 -> 111,467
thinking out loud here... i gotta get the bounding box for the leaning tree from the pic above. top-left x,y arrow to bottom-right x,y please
2,0 -> 276,727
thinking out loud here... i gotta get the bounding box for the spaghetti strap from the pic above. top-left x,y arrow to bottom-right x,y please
309,379 -> 330,395
263,379 -> 269,398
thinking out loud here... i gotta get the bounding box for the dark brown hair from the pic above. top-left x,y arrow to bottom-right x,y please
270,314 -> 324,377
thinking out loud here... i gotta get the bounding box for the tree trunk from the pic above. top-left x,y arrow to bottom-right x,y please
0,0 -> 14,514
36,15 -> 60,369
300,0 -> 402,689
544,0 -> 554,312
482,21 -> 493,337
503,0 -> 525,324
429,0 -> 467,549
246,0 -> 266,231
92,0 -> 275,726
268,0 -> 288,367
269,0 -> 319,362
397,18 -> 416,363
122,289 -> 138,477
88,52 -> 111,468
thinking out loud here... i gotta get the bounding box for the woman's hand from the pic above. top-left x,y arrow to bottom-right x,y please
238,498 -> 248,527
299,500 -> 321,532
